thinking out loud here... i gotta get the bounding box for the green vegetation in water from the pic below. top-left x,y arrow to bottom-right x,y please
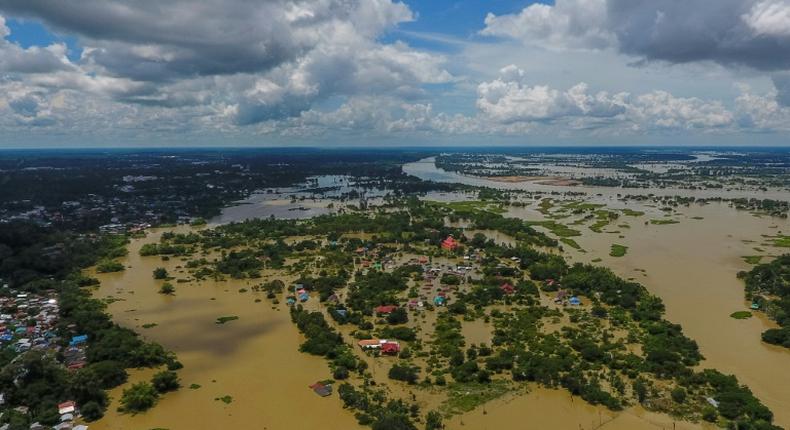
537,198 -> 555,215
526,220 -> 581,238
159,282 -> 175,295
426,200 -> 505,215
770,235 -> 790,247
589,210 -> 619,233
609,244 -> 628,257
215,315 -> 239,325
119,382 -> 159,413
742,256 -> 763,265
560,237 -> 582,250
620,209 -> 645,217
440,381 -> 513,416
215,395 -> 233,404
650,219 -> 680,225
738,254 -> 790,348
730,311 -> 753,320
96,259 -> 125,273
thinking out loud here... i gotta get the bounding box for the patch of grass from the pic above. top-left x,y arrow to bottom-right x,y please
526,221 -> 581,238
559,238 -> 582,250
742,256 -> 763,265
620,209 -> 645,217
215,316 -> 239,325
650,219 -> 680,225
691,216 -> 704,220
564,201 -> 605,212
141,323 -> 158,329
189,384 -> 201,390
771,235 -> 790,247
537,198 -> 555,215
589,210 -> 618,233
441,381 -> 513,416
609,244 -> 628,257
96,259 -> 125,273
730,311 -> 753,320
591,258 -> 602,263
215,395 -> 233,404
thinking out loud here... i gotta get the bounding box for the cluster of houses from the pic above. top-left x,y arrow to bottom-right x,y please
548,280 -> 582,306
8,401 -> 89,430
0,285 -> 89,429
0,289 -> 61,355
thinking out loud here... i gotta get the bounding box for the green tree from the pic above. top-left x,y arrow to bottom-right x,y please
119,382 -> 159,413
151,370 -> 180,393
159,282 -> 175,295
80,401 -> 104,421
425,410 -> 443,430
152,267 -> 169,279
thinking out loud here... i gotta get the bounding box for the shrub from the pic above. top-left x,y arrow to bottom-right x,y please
389,364 -> 419,384
119,382 -> 159,413
159,282 -> 175,295
151,370 -> 180,393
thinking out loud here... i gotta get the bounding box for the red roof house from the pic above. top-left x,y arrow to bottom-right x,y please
500,283 -> 515,295
374,305 -> 398,315
441,235 -> 459,251
381,342 -> 401,355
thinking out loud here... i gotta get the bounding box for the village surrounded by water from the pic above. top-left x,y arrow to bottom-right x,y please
73,152 -> 790,430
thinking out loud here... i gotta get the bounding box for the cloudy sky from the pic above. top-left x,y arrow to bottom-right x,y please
1,0 -> 790,147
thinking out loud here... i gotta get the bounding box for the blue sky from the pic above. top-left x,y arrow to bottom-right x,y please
1,0 -> 789,147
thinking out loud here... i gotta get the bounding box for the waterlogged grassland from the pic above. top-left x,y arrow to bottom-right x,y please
609,244 -> 628,257
441,381 -> 515,416
730,311 -> 753,320
771,235 -> 790,247
526,220 -> 581,237
650,219 -> 680,225
560,237 -> 582,250
742,256 -> 764,265
620,208 -> 645,217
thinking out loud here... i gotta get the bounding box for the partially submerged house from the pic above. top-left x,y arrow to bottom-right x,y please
358,339 -> 400,354
309,382 -> 333,397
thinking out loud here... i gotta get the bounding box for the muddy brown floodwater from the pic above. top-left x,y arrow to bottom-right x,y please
408,157 -> 790,428
87,165 -> 790,429
88,227 -> 364,430
554,202 -> 790,427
